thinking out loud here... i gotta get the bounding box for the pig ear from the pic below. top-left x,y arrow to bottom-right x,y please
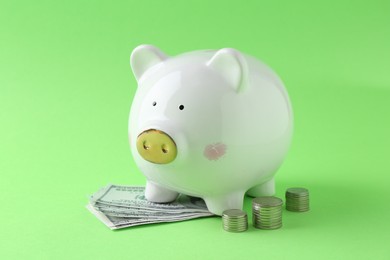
207,48 -> 247,92
130,45 -> 168,82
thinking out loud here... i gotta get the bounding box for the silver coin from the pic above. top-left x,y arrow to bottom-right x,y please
252,196 -> 283,230
286,187 -> 309,195
285,187 -> 310,212
256,225 -> 282,230
252,197 -> 283,207
286,194 -> 309,198
286,208 -> 309,212
253,208 -> 283,212
222,209 -> 247,217
222,209 -> 248,232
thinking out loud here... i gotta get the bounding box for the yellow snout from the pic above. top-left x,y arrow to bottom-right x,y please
136,129 -> 177,164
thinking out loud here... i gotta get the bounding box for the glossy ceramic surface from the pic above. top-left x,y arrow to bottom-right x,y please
129,45 -> 293,215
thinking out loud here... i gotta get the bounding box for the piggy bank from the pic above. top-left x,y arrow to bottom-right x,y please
128,45 -> 293,215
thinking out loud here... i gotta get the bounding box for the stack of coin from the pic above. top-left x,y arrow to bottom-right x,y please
285,187 -> 309,212
222,209 -> 248,232
252,197 -> 283,230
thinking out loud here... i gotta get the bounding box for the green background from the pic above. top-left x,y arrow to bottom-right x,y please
1,0 -> 389,259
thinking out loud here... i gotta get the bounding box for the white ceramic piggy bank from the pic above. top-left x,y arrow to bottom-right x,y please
128,45 -> 293,215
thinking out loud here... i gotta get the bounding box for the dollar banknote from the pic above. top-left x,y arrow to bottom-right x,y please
87,184 -> 215,230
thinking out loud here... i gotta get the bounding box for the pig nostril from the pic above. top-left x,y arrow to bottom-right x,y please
143,141 -> 150,150
162,145 -> 168,154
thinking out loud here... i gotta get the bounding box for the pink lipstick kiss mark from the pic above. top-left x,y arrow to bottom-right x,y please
204,143 -> 227,161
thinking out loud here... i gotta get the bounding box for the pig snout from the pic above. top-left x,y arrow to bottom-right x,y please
136,129 -> 177,164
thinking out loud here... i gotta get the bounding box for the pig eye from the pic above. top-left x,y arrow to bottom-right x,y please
179,105 -> 184,110
152,101 -> 157,106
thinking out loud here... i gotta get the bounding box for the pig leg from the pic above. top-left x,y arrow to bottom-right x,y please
204,191 -> 245,216
246,178 -> 275,197
145,181 -> 179,203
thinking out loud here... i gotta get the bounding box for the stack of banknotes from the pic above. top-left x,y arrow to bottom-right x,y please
87,184 -> 215,229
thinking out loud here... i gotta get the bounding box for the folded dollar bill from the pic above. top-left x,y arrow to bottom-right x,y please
87,184 -> 215,230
